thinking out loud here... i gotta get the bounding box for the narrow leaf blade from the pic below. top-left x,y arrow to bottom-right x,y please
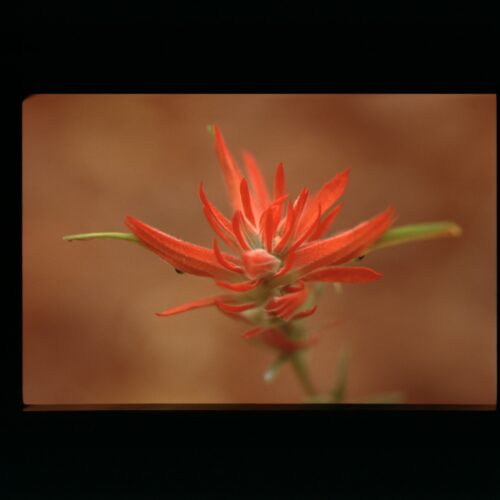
63,232 -> 140,243
369,221 -> 462,252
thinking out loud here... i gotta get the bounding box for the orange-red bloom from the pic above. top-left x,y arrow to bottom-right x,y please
125,126 -> 395,351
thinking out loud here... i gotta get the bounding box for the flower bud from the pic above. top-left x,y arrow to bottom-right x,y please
241,249 -> 281,280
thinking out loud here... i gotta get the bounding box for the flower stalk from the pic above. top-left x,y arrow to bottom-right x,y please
290,350 -> 317,397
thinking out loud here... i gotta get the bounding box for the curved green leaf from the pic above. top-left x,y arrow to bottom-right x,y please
368,221 -> 462,253
63,232 -> 141,243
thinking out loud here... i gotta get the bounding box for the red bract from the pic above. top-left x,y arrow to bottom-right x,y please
125,126 -> 395,351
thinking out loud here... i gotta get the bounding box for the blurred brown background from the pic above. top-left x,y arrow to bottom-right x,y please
23,94 -> 496,404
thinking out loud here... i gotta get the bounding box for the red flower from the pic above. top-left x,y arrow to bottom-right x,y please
125,126 -> 395,351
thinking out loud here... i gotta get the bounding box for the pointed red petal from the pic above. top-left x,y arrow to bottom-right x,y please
274,250 -> 296,278
215,279 -> 259,292
216,306 -> 253,323
265,287 -> 307,320
292,305 -> 318,320
297,169 -> 350,234
241,326 -> 266,339
280,294 -> 308,320
272,207 -> 281,241
215,300 -> 257,313
202,208 -> 234,249
123,220 -> 211,277
285,280 -> 305,293
288,205 -> 322,253
262,329 -> 320,352
139,244 -> 211,277
125,216 -> 235,279
293,188 -> 309,219
308,203 -> 344,241
212,239 -> 244,274
273,162 -> 286,201
277,188 -> 309,251
294,207 -> 396,275
303,266 -> 383,283
199,183 -> 238,248
263,206 -> 275,252
155,296 -> 219,317
240,178 -> 256,227
259,194 -> 288,230
324,208 -> 396,267
274,201 -> 296,253
199,183 -> 232,229
272,193 -> 289,207
231,211 -> 251,250
213,126 -> 243,211
242,151 -> 271,213
259,204 -> 273,252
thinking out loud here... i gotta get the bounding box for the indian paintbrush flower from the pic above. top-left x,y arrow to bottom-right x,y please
64,126 -> 462,399
121,126 -> 395,352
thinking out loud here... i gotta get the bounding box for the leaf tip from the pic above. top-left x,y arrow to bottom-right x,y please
448,223 -> 463,237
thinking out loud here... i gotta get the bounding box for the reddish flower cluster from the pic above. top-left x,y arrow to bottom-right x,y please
125,127 -> 395,352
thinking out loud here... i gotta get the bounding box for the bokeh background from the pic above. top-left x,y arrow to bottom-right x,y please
23,94 -> 496,404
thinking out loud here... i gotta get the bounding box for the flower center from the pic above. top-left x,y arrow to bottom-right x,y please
241,249 -> 281,280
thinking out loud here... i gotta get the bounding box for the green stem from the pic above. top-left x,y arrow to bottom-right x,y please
290,351 -> 317,398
